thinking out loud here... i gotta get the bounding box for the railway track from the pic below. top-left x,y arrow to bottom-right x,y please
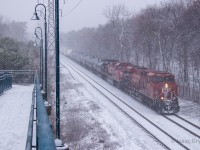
128,87 -> 200,138
114,71 -> 200,141
118,80 -> 200,140
164,115 -> 200,139
128,89 -> 200,141
174,114 -> 200,130
125,84 -> 200,141
61,56 -> 199,150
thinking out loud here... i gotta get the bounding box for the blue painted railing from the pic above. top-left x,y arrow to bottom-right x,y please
26,74 -> 56,150
0,72 -> 12,95
26,84 -> 35,150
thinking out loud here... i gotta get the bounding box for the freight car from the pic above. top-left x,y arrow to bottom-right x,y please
69,53 -> 179,114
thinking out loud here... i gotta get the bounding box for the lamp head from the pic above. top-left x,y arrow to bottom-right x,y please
31,12 -> 40,20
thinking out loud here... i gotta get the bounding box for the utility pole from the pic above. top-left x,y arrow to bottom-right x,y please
55,0 -> 60,140
54,1 -> 69,149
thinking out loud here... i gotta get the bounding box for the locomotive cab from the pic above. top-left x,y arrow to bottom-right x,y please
121,66 -> 136,91
110,63 -> 133,87
146,72 -> 180,114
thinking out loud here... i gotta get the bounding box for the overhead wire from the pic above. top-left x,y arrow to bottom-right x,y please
61,0 -> 83,17
58,0 -> 83,33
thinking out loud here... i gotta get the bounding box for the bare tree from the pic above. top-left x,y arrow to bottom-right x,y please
103,4 -> 131,61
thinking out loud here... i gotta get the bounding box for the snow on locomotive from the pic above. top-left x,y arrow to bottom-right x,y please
69,53 -> 180,114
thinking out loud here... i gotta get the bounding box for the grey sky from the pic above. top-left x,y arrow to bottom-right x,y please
0,0 -> 164,35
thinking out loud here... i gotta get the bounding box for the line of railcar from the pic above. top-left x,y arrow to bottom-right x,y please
68,53 -> 180,114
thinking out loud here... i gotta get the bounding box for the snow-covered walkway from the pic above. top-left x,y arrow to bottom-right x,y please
0,85 -> 33,150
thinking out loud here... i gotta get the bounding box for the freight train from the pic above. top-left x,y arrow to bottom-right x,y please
69,53 -> 180,114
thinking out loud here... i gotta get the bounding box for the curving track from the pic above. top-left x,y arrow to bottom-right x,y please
61,55 -> 200,150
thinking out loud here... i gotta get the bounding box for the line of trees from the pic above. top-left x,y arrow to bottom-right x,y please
62,0 -> 200,102
0,15 -> 39,71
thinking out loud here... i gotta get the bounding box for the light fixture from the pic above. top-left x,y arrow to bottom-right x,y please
31,12 -> 40,20
165,83 -> 168,88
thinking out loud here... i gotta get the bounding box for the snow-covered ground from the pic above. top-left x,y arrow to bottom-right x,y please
178,99 -> 200,126
0,55 -> 199,150
59,57 -> 166,149
60,55 -> 200,150
0,85 -> 33,150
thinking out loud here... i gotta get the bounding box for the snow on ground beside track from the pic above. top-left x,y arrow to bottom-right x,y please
60,61 -> 165,150
0,85 -> 33,150
61,55 -> 200,149
178,98 -> 200,127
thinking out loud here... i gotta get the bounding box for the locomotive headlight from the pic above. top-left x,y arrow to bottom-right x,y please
161,97 -> 164,100
162,83 -> 171,93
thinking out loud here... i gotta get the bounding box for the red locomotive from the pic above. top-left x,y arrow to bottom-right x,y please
107,62 -> 133,87
119,65 -> 179,114
141,71 -> 179,113
70,53 -> 180,114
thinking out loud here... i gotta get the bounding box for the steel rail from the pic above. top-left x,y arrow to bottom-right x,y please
163,115 -> 200,139
174,114 -> 200,130
62,57 -> 190,150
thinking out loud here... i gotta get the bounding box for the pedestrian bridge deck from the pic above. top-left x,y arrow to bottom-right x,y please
0,84 -> 33,150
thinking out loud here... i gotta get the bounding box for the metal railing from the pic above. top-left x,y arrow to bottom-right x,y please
0,70 -> 37,75
0,72 -> 12,95
0,70 -> 37,84
26,74 -> 56,150
26,84 -> 35,150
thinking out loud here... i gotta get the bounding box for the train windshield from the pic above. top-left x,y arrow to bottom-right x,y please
151,76 -> 174,82
165,76 -> 174,82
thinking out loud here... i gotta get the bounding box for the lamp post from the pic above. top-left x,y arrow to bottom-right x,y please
32,3 -> 48,101
35,27 -> 43,90
55,0 -> 60,139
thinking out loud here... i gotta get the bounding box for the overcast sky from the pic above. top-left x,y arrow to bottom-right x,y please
0,0 -> 164,35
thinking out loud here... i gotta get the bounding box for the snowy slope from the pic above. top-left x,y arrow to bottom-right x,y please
59,57 -> 168,150
0,85 -> 33,150
60,55 -> 200,150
